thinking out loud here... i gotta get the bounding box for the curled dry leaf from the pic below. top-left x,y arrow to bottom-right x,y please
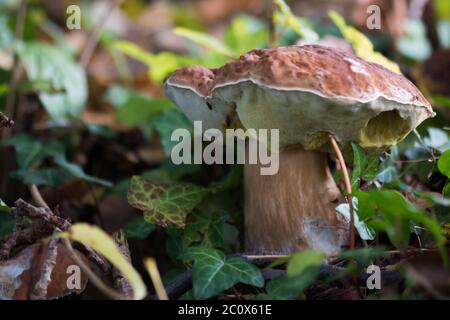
0,242 -> 89,300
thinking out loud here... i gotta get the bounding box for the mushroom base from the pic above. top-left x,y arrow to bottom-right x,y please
244,146 -> 348,254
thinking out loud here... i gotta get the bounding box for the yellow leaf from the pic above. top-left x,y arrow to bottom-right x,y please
56,223 -> 147,300
329,10 -> 401,74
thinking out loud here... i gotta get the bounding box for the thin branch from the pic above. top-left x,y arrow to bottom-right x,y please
28,184 -> 129,300
79,0 -> 124,68
329,135 -> 356,250
63,238 -> 129,300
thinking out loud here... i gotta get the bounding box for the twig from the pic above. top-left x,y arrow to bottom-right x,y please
63,238 -> 129,300
79,0 -> 124,68
329,135 -> 355,250
28,184 -> 129,300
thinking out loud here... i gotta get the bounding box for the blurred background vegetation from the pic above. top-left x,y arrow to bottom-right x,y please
0,0 -> 450,300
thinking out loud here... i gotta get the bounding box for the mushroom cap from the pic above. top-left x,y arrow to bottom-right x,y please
164,45 -> 434,150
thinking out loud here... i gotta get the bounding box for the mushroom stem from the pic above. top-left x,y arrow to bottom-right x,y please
244,146 -> 348,254
329,134 -> 356,250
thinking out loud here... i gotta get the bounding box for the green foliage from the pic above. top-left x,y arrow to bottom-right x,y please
287,250 -> 326,277
123,217 -> 155,239
273,0 -> 319,43
329,10 -> 401,73
127,176 -> 209,228
117,96 -> 173,128
182,210 -> 229,249
356,189 -> 448,264
113,40 -> 198,83
151,108 -> 194,156
224,15 -> 268,54
174,27 -> 236,58
3,134 -> 112,187
438,150 -> 450,178
351,143 -> 380,189
180,246 -> 263,299
396,19 -> 432,61
10,168 -> 71,187
257,251 -> 325,300
17,42 -> 87,120
0,14 -> 13,49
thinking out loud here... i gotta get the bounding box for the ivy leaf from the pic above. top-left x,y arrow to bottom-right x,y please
127,176 -> 208,228
17,42 -> 87,120
2,134 -> 46,169
180,247 -> 263,299
182,210 -> 228,248
329,10 -> 401,74
438,149 -> 450,178
351,143 -> 380,189
10,168 -> 71,187
123,217 -> 155,239
152,108 -> 194,156
53,154 -> 112,187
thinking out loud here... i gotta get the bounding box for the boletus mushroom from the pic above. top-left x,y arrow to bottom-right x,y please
164,45 -> 434,254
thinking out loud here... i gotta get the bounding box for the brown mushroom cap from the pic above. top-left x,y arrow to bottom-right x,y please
165,45 -> 434,150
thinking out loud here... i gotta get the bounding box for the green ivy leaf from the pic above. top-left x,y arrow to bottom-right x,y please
10,168 -> 71,187
180,246 -> 263,299
17,42 -> 87,120
123,217 -> 155,239
152,108 -> 193,156
53,154 -> 112,187
127,176 -> 208,228
2,134 -> 47,169
438,149 -> 450,178
351,142 -> 380,189
182,210 -> 228,249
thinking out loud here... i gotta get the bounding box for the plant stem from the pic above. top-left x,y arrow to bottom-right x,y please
329,135 -> 355,250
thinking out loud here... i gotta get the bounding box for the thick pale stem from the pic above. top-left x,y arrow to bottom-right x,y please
244,146 -> 348,254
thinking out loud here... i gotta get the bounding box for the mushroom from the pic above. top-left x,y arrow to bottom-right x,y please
164,45 -> 434,254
